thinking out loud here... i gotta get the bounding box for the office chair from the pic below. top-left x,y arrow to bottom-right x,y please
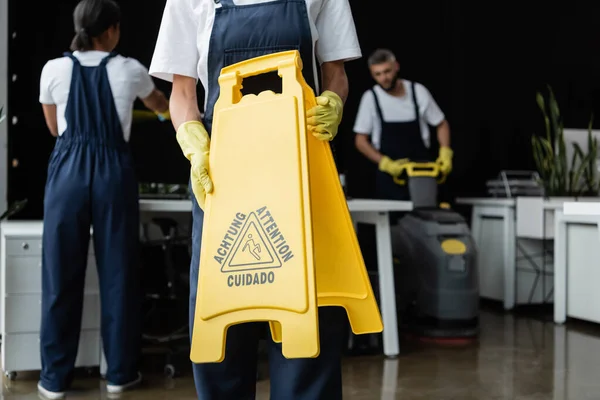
140,216 -> 269,381
141,217 -> 191,378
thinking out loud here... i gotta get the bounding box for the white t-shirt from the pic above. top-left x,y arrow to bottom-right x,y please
353,80 -> 445,150
39,51 -> 156,141
149,0 -> 361,106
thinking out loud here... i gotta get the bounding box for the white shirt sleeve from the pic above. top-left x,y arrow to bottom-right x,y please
39,61 -> 55,104
416,83 -> 445,126
149,0 -> 199,82
129,59 -> 156,100
353,90 -> 376,135
315,0 -> 362,64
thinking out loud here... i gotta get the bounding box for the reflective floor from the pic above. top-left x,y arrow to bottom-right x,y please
3,304 -> 600,399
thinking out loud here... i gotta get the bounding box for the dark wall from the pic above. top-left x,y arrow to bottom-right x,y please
7,0 -> 188,218
7,0 -> 600,219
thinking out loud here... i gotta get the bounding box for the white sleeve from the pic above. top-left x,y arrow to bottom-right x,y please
353,90 -> 376,135
39,61 -> 55,104
417,83 -> 445,126
149,0 -> 199,82
315,0 -> 362,64
129,59 -> 156,99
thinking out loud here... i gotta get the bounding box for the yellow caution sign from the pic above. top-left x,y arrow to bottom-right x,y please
190,51 -> 318,363
190,50 -> 382,364
270,75 -> 383,343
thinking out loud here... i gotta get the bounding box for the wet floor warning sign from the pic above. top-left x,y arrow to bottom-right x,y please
217,207 -> 297,288
190,51 -> 382,364
190,51 -> 319,363
217,207 -> 293,272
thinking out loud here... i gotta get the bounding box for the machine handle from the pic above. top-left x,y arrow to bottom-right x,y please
393,162 -> 447,185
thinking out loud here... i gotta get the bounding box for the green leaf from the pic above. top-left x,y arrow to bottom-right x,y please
530,85 -> 589,196
569,144 -> 581,193
532,137 -> 548,178
537,90 -> 552,142
575,151 -> 595,193
540,137 -> 554,161
548,85 -> 560,119
536,92 -> 545,113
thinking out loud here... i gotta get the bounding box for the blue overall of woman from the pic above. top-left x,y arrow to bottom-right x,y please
40,52 -> 141,392
188,0 -> 347,398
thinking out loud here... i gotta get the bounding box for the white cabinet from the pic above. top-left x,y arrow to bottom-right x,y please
554,209 -> 600,324
0,221 -> 104,378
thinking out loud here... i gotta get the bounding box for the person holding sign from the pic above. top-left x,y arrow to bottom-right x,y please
149,0 -> 360,398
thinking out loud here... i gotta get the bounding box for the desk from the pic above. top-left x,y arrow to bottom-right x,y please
456,198 -> 516,310
0,197 -> 409,379
458,197 -> 600,311
0,222 -> 103,379
554,202 -> 600,324
140,198 -> 412,358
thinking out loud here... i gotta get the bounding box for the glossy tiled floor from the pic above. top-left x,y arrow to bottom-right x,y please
3,304 -> 600,399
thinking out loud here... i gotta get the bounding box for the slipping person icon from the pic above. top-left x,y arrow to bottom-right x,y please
243,234 -> 261,261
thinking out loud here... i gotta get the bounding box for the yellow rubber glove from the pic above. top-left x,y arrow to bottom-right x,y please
156,110 -> 171,122
306,90 -> 343,141
437,146 -> 453,175
378,156 -> 409,177
176,121 -> 213,210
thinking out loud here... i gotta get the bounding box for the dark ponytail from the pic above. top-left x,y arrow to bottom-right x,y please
71,29 -> 92,52
69,0 -> 121,52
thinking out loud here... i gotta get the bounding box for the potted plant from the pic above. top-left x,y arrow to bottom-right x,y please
516,85 -> 600,241
531,85 -> 599,198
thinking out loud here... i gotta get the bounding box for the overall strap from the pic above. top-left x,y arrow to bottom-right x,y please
62,52 -> 84,88
61,51 -> 125,147
410,81 -> 423,136
217,0 -> 235,7
63,52 -> 79,63
370,88 -> 385,123
218,0 -> 293,5
410,82 -> 420,116
62,51 -> 116,68
99,52 -> 118,67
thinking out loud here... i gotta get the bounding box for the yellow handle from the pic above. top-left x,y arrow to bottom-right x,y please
217,50 -> 310,106
220,50 -> 303,80
132,110 -> 158,122
393,162 -> 446,185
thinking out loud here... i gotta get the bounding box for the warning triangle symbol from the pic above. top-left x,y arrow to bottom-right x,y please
221,212 -> 283,273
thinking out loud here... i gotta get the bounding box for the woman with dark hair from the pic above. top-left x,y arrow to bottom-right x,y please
38,0 -> 169,398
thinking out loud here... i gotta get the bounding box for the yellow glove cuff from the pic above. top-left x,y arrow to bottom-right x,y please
321,90 -> 343,106
439,146 -> 453,159
378,156 -> 393,173
321,90 -> 343,119
176,121 -> 210,161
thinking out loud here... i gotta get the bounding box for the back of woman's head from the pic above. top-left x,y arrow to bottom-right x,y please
70,0 -> 121,52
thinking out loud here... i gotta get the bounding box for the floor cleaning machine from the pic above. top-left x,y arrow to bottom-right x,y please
391,161 -> 479,341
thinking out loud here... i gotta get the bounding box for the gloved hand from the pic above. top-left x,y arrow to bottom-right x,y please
437,146 -> 453,175
378,155 -> 409,177
307,90 -> 343,141
156,110 -> 171,122
176,121 -> 213,210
